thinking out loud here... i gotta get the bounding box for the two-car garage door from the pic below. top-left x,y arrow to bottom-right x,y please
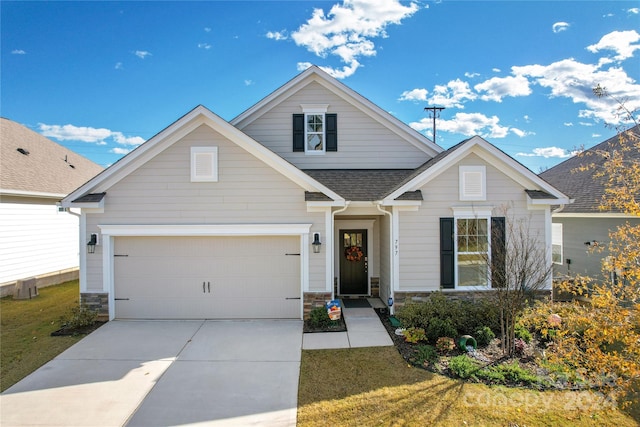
113,236 -> 301,319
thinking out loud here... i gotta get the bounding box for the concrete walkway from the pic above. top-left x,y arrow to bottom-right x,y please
302,299 -> 394,350
1,320 -> 301,427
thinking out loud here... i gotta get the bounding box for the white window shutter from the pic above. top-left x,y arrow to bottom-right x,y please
191,147 -> 218,182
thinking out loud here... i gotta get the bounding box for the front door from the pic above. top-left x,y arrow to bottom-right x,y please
340,229 -> 368,295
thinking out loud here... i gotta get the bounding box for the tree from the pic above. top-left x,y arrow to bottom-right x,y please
523,85 -> 640,403
487,208 -> 553,357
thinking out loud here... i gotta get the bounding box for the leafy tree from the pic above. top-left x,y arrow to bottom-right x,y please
525,85 -> 640,402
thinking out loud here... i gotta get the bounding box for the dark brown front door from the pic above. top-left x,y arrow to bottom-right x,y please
340,229 -> 368,295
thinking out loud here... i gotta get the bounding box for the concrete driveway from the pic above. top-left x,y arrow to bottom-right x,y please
0,320 -> 302,426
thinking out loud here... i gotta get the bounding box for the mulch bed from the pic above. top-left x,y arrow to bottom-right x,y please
51,321 -> 106,336
303,315 -> 347,333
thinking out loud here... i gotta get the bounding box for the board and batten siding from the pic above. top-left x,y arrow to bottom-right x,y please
0,197 -> 79,284
84,124 -> 326,293
239,81 -> 432,170
397,153 -> 548,291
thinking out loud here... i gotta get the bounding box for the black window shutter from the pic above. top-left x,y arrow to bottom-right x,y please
325,113 -> 337,152
293,114 -> 304,152
491,217 -> 506,288
440,218 -> 455,289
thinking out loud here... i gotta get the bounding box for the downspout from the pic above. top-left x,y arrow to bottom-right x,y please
376,203 -> 395,315
330,202 -> 350,299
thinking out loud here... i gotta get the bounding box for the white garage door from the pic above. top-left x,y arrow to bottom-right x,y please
114,236 -> 301,319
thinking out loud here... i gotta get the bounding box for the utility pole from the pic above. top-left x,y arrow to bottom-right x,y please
424,106 -> 445,143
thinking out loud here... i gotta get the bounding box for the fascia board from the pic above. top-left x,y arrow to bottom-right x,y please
0,189 -> 67,199
553,212 -> 636,218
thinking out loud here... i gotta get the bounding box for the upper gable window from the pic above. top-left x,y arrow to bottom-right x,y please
459,165 -> 486,201
293,104 -> 337,154
191,147 -> 218,182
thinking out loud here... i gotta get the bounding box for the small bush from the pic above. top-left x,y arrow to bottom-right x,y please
415,345 -> 439,365
425,318 -> 457,342
60,304 -> 98,330
514,323 -> 532,343
449,355 -> 479,379
435,337 -> 455,352
514,338 -> 527,355
478,362 -> 542,386
402,327 -> 426,343
474,326 -> 495,347
308,306 -> 333,329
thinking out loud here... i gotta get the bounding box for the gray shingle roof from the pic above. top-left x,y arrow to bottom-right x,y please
303,169 -> 415,201
539,125 -> 640,213
1,118 -> 104,197
525,189 -> 557,200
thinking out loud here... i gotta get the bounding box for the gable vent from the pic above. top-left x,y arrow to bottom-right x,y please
17,148 -> 29,155
191,147 -> 218,182
459,165 -> 486,201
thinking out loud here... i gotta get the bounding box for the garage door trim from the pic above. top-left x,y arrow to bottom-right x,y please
99,224 -> 313,320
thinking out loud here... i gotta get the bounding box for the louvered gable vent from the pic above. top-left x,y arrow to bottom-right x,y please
191,147 -> 218,182
459,165 -> 486,201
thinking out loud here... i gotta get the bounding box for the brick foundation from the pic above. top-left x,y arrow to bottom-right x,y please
371,277 -> 380,297
303,292 -> 332,319
80,292 -> 109,321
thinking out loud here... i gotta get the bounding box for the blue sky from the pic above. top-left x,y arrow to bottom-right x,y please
2,1 -> 639,172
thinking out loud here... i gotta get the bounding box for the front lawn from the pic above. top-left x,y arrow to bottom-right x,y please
0,280 -> 87,392
297,347 -> 638,426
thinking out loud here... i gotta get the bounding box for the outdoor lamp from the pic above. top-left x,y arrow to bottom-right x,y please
312,232 -> 321,253
87,233 -> 98,254
387,297 -> 394,307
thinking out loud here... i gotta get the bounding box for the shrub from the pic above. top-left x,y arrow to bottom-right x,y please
402,327 -> 426,343
60,304 -> 98,330
474,326 -> 495,347
514,323 -> 532,343
435,337 -> 455,352
514,338 -> 527,355
396,292 -> 500,344
449,355 -> 479,379
308,306 -> 333,329
415,345 -> 439,365
478,362 -> 542,386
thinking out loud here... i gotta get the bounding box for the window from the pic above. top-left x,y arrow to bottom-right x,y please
306,113 -> 325,153
293,105 -> 337,153
456,218 -> 489,287
191,147 -> 218,182
552,223 -> 563,264
459,166 -> 486,201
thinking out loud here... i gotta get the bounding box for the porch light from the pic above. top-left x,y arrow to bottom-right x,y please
87,233 -> 98,254
387,297 -> 394,307
312,232 -> 321,253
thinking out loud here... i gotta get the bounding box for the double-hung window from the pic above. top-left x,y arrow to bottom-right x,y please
305,113 -> 325,153
456,217 -> 489,287
293,104 -> 337,154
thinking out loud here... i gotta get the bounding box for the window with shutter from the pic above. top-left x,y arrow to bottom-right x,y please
191,147 -> 218,182
293,105 -> 337,154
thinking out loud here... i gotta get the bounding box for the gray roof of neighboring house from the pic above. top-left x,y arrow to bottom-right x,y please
303,169 -> 416,201
1,118 -> 104,197
539,125 -> 640,213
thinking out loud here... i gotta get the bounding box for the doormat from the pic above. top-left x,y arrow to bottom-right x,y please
341,298 -> 371,308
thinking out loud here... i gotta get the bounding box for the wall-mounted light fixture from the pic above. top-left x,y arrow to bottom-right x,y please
87,233 -> 98,254
584,240 -> 599,247
312,232 -> 321,253
387,297 -> 394,307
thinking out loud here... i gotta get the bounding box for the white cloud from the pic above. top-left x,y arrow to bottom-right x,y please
286,0 -> 420,78
516,147 -> 578,158
266,30 -> 287,41
38,123 -> 144,147
564,122 -> 574,126
204,27 -> 212,32
427,79 -> 476,108
474,75 -> 532,102
592,133 -> 602,138
197,43 -> 212,49
398,88 -> 428,102
11,49 -> 26,55
552,22 -> 570,33
133,50 -> 152,59
629,8 -> 639,14
464,72 -> 480,78
111,147 -> 132,155
587,30 -> 640,61
244,79 -> 254,86
492,68 -> 501,73
115,62 -> 123,70
410,112 -> 518,139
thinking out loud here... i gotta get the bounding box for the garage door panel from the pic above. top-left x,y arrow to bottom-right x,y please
114,236 -> 301,319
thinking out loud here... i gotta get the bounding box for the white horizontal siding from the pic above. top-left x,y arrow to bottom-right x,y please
398,153 -> 548,291
85,125 -> 326,293
240,81 -> 432,169
0,200 -> 79,284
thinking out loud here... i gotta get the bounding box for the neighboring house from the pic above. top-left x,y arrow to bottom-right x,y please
540,125 -> 640,281
61,66 -> 569,320
0,118 -> 104,295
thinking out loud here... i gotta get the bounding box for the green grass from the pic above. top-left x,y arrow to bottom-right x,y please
298,347 -> 638,427
1,280 -> 85,392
